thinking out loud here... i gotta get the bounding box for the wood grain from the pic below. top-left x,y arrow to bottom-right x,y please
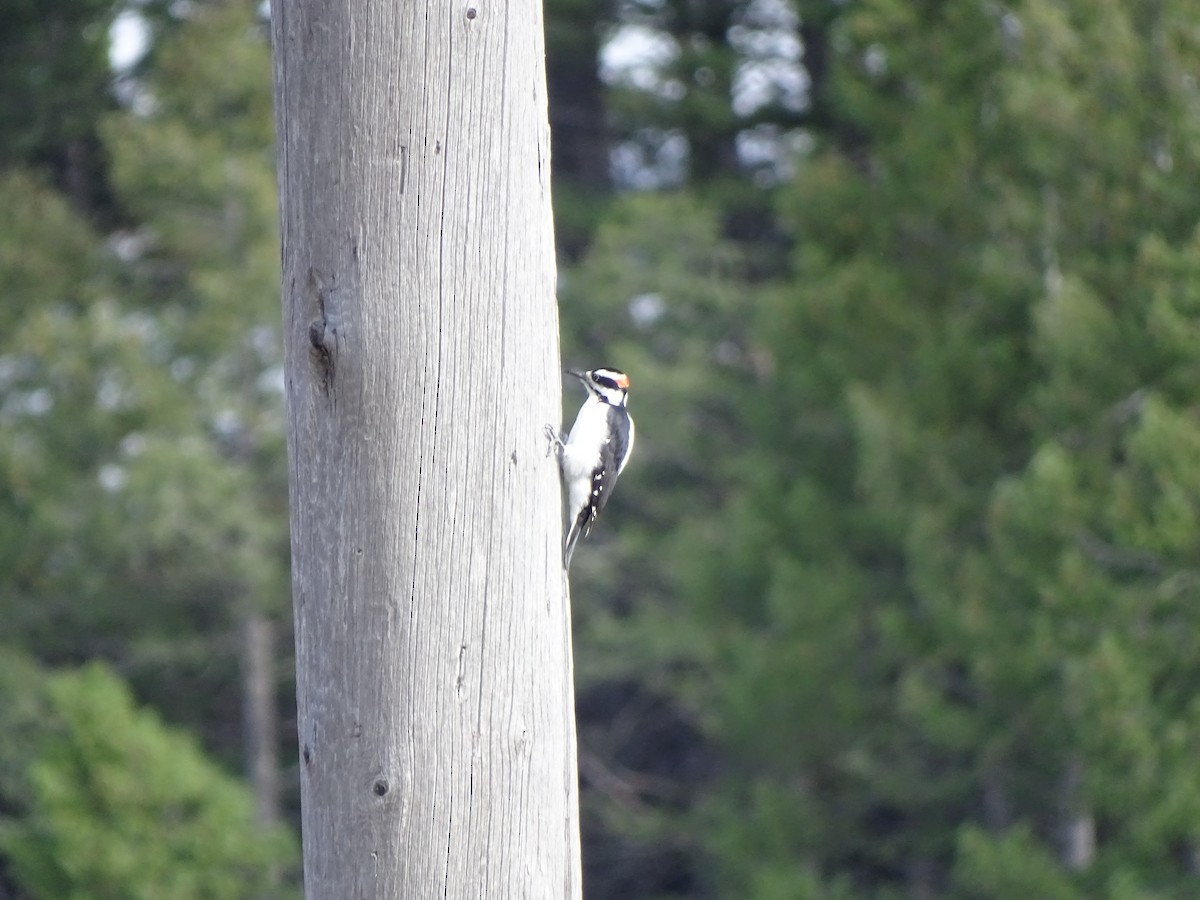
270,2 -> 581,896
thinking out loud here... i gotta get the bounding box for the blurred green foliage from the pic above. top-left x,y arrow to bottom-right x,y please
0,0 -> 290,896
0,658 -> 297,900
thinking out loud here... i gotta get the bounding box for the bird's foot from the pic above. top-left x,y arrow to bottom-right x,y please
543,424 -> 565,458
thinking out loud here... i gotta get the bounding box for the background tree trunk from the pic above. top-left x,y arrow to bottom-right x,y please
240,610 -> 280,828
270,3 -> 581,898
1060,754 -> 1096,872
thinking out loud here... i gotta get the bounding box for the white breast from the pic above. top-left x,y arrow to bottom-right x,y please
562,396 -> 609,512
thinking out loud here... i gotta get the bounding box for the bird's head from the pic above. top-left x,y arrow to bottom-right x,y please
568,367 -> 630,407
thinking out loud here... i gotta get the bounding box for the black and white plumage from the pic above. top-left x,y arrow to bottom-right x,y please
547,367 -> 635,569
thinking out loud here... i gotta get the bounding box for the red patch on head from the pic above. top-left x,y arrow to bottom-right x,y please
615,373 -> 630,389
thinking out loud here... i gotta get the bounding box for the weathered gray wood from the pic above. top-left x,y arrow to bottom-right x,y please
269,2 -> 581,897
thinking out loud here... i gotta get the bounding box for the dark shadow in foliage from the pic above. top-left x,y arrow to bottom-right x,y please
578,678 -> 719,898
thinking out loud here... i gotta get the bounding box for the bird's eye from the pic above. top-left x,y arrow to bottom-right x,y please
595,375 -> 617,390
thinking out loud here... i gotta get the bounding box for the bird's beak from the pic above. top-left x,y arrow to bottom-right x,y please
564,368 -> 586,380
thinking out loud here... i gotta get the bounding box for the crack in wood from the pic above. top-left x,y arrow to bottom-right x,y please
307,267 -> 337,395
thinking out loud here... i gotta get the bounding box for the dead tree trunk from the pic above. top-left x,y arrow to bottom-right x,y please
269,2 -> 581,897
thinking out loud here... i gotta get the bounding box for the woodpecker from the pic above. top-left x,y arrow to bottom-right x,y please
546,367 -> 635,568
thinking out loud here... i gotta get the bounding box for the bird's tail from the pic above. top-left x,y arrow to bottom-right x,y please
563,512 -> 587,570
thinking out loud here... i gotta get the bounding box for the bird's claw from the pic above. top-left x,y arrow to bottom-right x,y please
544,424 -> 564,458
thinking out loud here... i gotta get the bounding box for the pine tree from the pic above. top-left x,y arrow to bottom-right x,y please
1,662 -> 297,900
566,0 -> 1200,895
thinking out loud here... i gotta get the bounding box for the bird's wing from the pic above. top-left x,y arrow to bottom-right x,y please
591,444 -> 620,517
617,413 -> 634,475
593,407 -> 631,516
563,408 -> 632,569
